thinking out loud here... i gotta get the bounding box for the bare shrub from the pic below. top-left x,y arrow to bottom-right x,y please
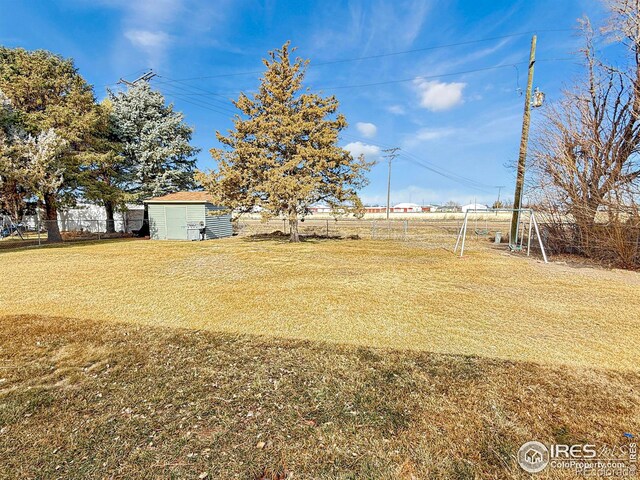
531,2 -> 640,268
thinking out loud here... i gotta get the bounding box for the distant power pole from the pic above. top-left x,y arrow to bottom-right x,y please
117,70 -> 157,87
510,35 -> 536,246
383,147 -> 400,220
496,186 -> 504,207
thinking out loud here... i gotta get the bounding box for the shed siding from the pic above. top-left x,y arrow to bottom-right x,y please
186,204 -> 205,223
205,204 -> 233,239
147,202 -> 232,240
148,204 -> 167,240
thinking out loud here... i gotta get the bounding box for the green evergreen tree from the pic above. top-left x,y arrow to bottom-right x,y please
0,89 -> 27,219
197,42 -> 372,242
0,48 -> 97,242
109,82 -> 199,203
79,99 -> 130,233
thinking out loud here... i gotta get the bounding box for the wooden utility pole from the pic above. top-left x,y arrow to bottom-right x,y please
383,148 -> 400,220
510,35 -> 536,245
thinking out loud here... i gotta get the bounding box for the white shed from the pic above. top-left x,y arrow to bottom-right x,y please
461,203 -> 489,213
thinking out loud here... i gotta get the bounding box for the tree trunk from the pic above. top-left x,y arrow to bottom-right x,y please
135,206 -> 150,237
289,216 -> 300,242
572,202 -> 599,255
43,192 -> 62,243
105,201 -> 116,233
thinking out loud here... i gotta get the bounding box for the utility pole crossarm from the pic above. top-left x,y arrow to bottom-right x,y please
117,70 -> 157,87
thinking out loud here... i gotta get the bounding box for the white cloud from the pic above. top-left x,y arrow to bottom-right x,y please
125,29 -> 171,49
355,122 -> 377,138
401,127 -> 458,149
387,105 -> 406,115
98,0 -> 231,67
101,0 -> 184,66
344,141 -> 382,161
309,0 -> 430,54
98,0 -> 184,25
413,79 -> 466,111
415,127 -> 457,141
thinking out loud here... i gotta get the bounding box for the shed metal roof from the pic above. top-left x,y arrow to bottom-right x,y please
145,191 -> 215,203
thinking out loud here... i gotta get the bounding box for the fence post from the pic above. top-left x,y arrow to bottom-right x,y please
527,210 -> 533,256
326,219 -> 329,237
37,212 -> 41,247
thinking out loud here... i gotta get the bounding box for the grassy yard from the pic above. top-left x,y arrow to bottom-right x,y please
1,237 -> 639,478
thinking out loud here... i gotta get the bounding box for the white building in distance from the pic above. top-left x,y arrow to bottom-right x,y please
461,203 -> 489,213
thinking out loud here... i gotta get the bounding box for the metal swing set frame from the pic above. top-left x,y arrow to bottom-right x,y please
0,215 -> 25,240
454,208 -> 548,263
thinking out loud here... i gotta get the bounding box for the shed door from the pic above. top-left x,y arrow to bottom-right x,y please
165,206 -> 187,240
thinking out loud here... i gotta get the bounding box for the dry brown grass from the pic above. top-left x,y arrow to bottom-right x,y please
1,236 -> 639,371
1,237 -> 639,478
0,315 -> 638,479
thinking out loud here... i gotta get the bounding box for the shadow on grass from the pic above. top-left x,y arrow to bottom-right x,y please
0,236 -> 145,254
1,314 -> 638,479
240,231 -> 360,244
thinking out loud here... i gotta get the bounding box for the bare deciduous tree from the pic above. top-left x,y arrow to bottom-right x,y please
532,3 -> 640,266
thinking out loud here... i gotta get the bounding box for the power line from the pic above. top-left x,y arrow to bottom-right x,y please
107,69 -> 237,116
401,155 -> 496,194
154,82 -> 238,115
341,132 -> 501,191
151,73 -> 244,116
153,29 -> 573,83
152,57 -> 573,97
104,57 -> 576,94
314,62 -> 528,90
155,73 -> 236,105
155,86 -> 236,117
401,150 -> 500,189
310,30 -> 572,67
161,94 -> 233,116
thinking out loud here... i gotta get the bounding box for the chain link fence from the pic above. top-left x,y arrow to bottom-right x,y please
235,214 -> 517,250
2,212 -> 543,256
0,217 -> 145,249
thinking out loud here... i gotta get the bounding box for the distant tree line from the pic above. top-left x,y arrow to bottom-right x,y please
0,48 -> 198,242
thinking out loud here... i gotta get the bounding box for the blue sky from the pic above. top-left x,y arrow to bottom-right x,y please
0,0 -> 606,205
